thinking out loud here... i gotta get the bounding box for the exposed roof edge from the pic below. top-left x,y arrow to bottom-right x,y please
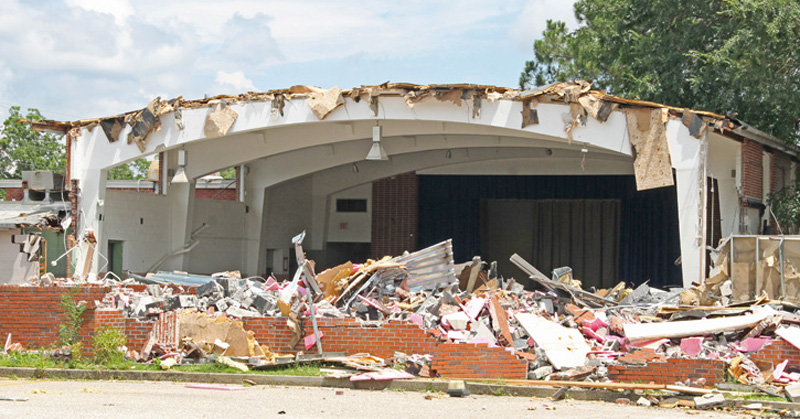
732,123 -> 799,158
23,80 -> 796,156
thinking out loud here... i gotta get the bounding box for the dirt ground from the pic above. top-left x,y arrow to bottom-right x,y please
0,378 -> 748,419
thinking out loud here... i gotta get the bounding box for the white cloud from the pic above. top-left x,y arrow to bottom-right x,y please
215,71 -> 256,92
509,0 -> 578,53
65,0 -> 134,24
0,0 -> 576,119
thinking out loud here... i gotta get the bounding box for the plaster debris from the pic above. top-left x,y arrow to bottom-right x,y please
625,107 -> 674,191
204,102 -> 238,138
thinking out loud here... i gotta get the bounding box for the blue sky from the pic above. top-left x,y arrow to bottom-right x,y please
0,0 -> 577,121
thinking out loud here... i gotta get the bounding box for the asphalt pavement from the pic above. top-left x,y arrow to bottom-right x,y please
0,378 -> 745,419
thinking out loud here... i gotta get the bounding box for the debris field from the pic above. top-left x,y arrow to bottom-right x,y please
8,232 -> 800,412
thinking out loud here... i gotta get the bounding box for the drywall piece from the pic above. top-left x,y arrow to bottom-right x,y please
579,96 -> 616,122
625,107 -> 674,191
126,97 -> 162,152
99,115 -> 125,143
521,99 -> 539,128
623,306 -> 777,342
204,102 -> 238,138
443,311 -> 470,330
680,337 -> 703,357
515,312 -> 590,370
307,86 -> 344,120
179,311 -> 265,357
469,320 -> 497,346
739,337 -> 771,352
681,110 -> 706,138
776,326 -> 800,351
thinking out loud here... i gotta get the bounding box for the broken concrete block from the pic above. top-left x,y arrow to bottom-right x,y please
197,281 -> 222,298
785,383 -> 800,402
254,294 -> 275,313
215,298 -> 229,312
636,397 -> 651,407
146,284 -> 163,298
693,393 -> 725,409
528,365 -> 554,380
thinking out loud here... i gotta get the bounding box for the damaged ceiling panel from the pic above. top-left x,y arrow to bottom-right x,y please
626,108 -> 675,191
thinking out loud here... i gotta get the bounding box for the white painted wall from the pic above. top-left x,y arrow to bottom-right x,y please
102,190 -> 169,274
327,183 -> 371,243
0,230 -> 22,284
707,133 -> 742,238
262,176 -> 313,250
187,198 -> 247,274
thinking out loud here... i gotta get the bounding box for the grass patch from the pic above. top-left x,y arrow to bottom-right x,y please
0,351 -> 58,369
0,353 -> 326,377
738,394 -> 786,402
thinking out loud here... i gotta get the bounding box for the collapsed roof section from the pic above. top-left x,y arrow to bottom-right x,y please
32,80 -> 740,140
0,203 -> 66,231
30,80 -> 768,194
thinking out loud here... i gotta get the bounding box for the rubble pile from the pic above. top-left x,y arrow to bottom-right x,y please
19,231 -> 800,400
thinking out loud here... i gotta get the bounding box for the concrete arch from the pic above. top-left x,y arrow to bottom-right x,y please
72,87 -> 704,286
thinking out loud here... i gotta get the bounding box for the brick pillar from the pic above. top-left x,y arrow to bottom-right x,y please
67,179 -> 80,278
371,173 -> 418,258
742,139 -> 763,201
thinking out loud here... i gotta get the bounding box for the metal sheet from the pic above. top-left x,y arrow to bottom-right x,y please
395,239 -> 457,291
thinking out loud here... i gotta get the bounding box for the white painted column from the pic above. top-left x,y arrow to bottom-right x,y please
162,178 -> 196,271
160,150 -> 195,271
74,169 -> 107,279
667,121 -> 705,286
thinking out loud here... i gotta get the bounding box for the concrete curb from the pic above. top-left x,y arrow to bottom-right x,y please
0,366 -> 634,400
0,367 -> 796,411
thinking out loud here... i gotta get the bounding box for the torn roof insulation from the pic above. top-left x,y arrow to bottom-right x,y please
24,80 -> 795,155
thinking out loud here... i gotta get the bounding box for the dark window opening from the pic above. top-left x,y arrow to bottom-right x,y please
336,199 -> 367,213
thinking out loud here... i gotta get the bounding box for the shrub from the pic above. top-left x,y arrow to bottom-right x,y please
92,325 -> 126,365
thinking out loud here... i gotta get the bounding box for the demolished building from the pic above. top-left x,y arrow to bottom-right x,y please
23,80 -> 799,289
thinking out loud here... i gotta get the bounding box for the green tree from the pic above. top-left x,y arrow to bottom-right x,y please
107,158 -> 152,180
520,0 -> 800,143
0,106 -> 65,178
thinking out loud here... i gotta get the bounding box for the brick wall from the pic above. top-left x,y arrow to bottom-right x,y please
750,338 -> 800,369
243,316 -> 527,379
742,139 -> 763,201
7,285 -> 800,383
0,285 -> 110,349
608,358 -> 726,386
371,173 -> 419,257
194,187 -> 237,201
0,285 -> 526,379
111,187 -> 155,194
2,188 -> 23,201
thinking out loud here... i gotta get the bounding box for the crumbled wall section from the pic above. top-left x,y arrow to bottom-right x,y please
243,317 -> 527,379
371,173 -> 418,258
742,139 -> 764,201
750,339 -> 800,369
608,358 -> 726,386
0,285 -> 109,349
